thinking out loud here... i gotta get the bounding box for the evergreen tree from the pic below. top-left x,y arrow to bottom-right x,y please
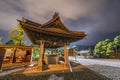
32,44 -> 40,61
106,42 -> 114,55
5,40 -> 15,45
94,41 -> 103,55
113,35 -> 120,53
0,36 -> 3,44
94,39 -> 112,57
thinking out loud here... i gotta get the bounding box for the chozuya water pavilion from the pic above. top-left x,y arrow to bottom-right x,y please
18,13 -> 86,71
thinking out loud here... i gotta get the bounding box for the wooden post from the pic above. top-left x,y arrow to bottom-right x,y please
37,40 -> 44,71
0,49 -> 5,72
64,42 -> 68,65
30,48 -> 34,63
11,47 -> 17,63
54,48 -> 57,54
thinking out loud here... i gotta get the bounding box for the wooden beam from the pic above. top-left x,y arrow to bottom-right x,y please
30,48 -> 34,63
22,18 -> 42,26
36,39 -> 66,48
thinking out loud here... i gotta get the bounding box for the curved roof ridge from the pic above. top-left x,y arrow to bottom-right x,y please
42,12 -> 69,32
42,13 -> 59,26
22,17 -> 42,27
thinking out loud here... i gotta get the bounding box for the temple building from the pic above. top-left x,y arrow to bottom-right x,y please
18,13 -> 86,71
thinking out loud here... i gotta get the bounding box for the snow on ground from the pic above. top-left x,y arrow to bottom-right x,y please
69,56 -> 120,80
69,56 -> 120,68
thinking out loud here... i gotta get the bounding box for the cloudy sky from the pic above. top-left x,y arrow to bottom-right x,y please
0,0 -> 120,46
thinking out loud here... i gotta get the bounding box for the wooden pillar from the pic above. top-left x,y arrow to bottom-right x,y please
64,42 -> 68,65
0,49 -> 5,72
30,48 -> 34,63
54,48 -> 57,54
37,40 -> 44,71
10,47 -> 17,63
10,48 -> 14,64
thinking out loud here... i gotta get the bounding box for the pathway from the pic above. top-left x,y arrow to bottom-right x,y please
69,56 -> 120,80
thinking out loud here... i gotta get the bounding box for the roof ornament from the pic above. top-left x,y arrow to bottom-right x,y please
53,12 -> 59,19
22,17 -> 27,23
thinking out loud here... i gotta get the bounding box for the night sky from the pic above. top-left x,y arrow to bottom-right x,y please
0,0 -> 120,46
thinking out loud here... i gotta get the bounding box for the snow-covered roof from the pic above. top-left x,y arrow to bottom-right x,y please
77,50 -> 90,53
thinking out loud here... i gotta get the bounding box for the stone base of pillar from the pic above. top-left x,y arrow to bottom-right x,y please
37,65 -> 43,71
37,65 -> 48,71
0,69 -> 2,72
65,63 -> 69,66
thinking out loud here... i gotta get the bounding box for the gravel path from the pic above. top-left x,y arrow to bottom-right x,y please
0,64 -> 110,80
0,67 -> 25,76
69,56 -> 120,80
